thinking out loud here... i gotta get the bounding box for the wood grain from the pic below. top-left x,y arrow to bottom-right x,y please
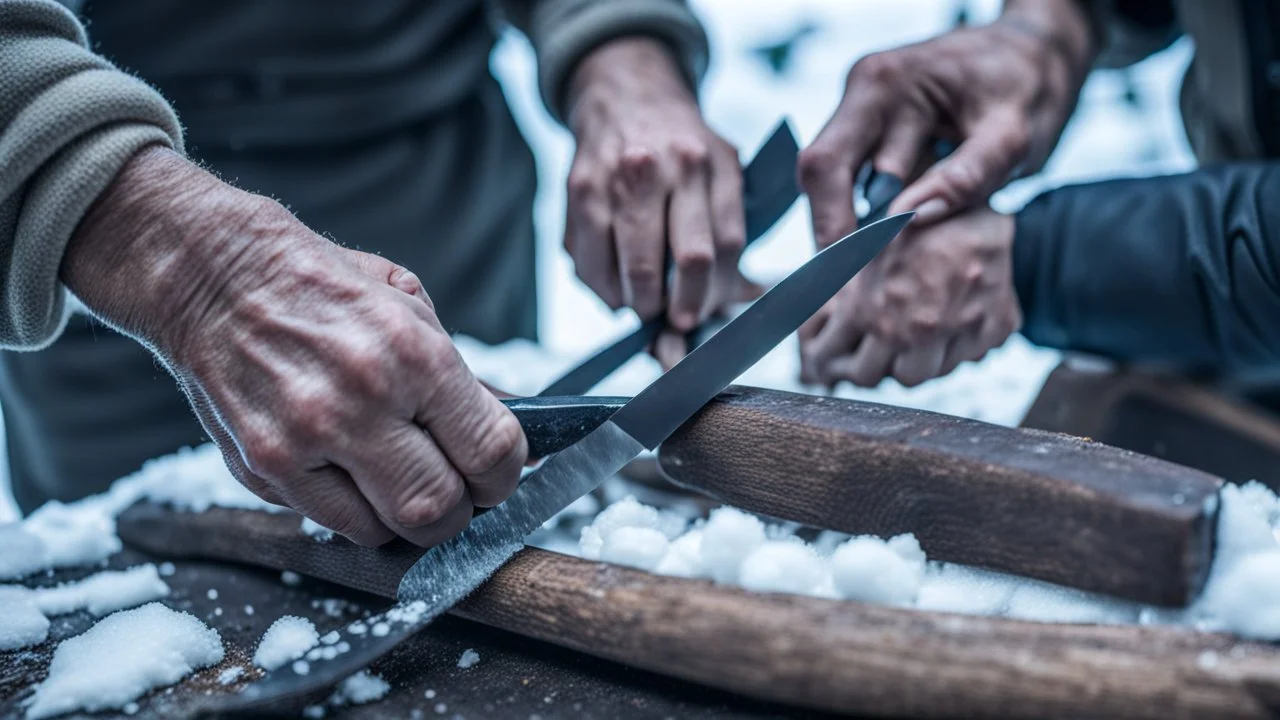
657,386 -> 1223,606
118,504 -> 1280,720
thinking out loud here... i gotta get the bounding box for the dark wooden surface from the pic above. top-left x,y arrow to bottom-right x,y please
1022,362 -> 1280,489
0,542 -> 823,720
658,386 -> 1223,606
114,504 -> 1280,720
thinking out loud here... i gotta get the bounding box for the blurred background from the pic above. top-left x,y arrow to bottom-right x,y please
0,0 -> 1198,521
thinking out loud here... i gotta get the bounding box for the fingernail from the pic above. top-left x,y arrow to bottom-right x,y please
914,198 -> 948,222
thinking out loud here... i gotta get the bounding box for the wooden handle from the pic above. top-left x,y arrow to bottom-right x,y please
117,504 -> 1280,719
657,386 -> 1222,606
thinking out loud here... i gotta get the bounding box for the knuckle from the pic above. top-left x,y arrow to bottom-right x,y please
394,490 -> 452,528
418,333 -> 463,379
671,138 -> 710,172
849,52 -> 902,87
458,411 -> 525,477
624,262 -> 661,290
566,167 -> 598,201
240,430 -> 293,479
673,245 -> 714,274
1003,122 -> 1033,159
715,229 -> 746,256
797,146 -> 836,190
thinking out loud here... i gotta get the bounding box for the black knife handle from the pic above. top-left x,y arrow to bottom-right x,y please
501,396 -> 628,459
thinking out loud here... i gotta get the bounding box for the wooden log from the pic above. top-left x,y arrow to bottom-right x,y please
1022,361 -> 1280,489
118,504 -> 1280,720
657,386 -> 1222,606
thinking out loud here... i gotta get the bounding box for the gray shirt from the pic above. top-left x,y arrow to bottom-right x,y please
0,0 -> 708,348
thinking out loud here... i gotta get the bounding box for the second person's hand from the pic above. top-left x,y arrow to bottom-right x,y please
564,37 -> 747,340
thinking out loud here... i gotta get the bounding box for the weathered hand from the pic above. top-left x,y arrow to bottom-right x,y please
798,0 -> 1095,245
799,207 -> 1020,388
62,147 -> 527,548
564,37 -> 747,336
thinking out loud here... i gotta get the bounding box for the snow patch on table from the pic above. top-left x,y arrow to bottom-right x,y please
253,615 -> 320,671
0,565 -> 171,651
456,648 -> 481,669
24,603 -> 223,719
32,564 -> 170,617
0,587 -> 49,651
332,669 -> 391,705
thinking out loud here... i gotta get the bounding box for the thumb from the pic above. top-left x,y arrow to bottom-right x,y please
890,119 -> 1030,224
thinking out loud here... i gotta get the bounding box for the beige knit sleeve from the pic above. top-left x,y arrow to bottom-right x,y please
494,0 -> 710,124
0,0 -> 183,350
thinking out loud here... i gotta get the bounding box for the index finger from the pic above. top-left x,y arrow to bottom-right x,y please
798,94 -> 883,248
414,338 -> 528,508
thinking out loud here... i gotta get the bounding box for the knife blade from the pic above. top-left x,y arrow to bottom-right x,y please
538,119 -> 802,398
234,212 -> 913,711
402,211 -> 912,597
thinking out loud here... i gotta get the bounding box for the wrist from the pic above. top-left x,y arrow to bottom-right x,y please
998,0 -> 1098,83
565,36 -> 694,132
60,146 -> 291,361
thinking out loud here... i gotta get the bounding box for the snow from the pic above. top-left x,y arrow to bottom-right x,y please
739,541 -> 827,596
332,670 -> 390,705
301,517 -> 335,541
830,535 -> 925,607
456,648 -> 481,669
218,666 -> 245,685
565,484 -> 1280,642
600,527 -> 669,571
32,564 -> 170,617
0,586 -> 49,651
0,565 -> 171,652
253,616 -> 320,671
700,508 -> 766,584
24,603 -> 224,719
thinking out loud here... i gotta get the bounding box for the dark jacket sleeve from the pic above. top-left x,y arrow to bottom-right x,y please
1013,162 -> 1280,374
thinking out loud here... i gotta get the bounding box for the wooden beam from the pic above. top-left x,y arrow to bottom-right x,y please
656,386 -> 1222,606
1022,362 -> 1280,489
118,504 -> 1280,720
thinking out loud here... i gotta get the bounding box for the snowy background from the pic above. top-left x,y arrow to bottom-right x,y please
0,0 -> 1197,522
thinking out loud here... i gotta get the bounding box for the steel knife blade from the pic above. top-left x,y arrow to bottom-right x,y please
233,212 -> 913,711
538,119 -> 802,398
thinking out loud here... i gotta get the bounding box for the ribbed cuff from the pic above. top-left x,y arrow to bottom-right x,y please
536,0 -> 709,124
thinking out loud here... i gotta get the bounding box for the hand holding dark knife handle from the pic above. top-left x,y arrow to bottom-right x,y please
539,120 -> 802,397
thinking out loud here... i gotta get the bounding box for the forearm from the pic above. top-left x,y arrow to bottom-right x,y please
60,147 -> 280,360
1000,0 -> 1100,78
0,0 -> 182,349
1013,162 -> 1280,374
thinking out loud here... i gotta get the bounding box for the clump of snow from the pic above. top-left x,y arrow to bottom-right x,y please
331,670 -> 390,705
25,603 -> 223,719
739,540 -> 827,596
301,517 -> 335,542
830,535 -> 925,607
0,524 -> 52,580
0,565 -> 171,651
218,666 -> 245,685
600,527 -> 669,571
281,571 -> 302,587
0,586 -> 49,650
700,508 -> 766,584
1198,551 -> 1280,638
253,616 -> 320,671
456,648 -> 481,669
655,528 -> 705,578
33,564 -> 170,617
